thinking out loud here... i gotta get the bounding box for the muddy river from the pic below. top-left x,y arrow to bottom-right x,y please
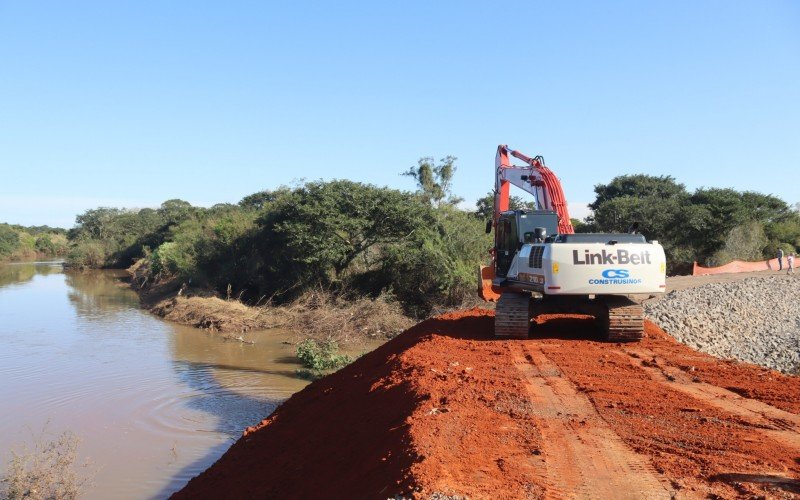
0,261 -> 362,498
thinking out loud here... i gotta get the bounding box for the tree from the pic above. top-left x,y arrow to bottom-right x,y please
0,224 -> 20,257
590,176 -> 693,273
157,199 -> 195,227
474,191 -> 532,219
589,175 -> 687,211
382,205 -> 491,316
402,156 -> 462,206
589,175 -> 798,272
740,191 -> 792,223
238,189 -> 291,211
252,180 -> 434,298
70,208 -> 124,240
710,220 -> 768,265
689,188 -> 791,261
571,218 -> 596,233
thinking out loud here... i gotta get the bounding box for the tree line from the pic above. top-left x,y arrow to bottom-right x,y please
577,175 -> 799,274
63,159 -> 799,315
0,224 -> 68,262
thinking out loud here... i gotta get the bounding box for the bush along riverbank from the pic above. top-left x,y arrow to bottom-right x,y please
128,258 -> 417,344
70,165 -> 492,321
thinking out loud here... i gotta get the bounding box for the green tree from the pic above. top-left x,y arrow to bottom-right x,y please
242,180 -> 433,300
589,174 -> 687,211
69,208 -> 124,241
157,199 -> 195,228
710,220 -> 769,265
589,175 -> 798,272
0,224 -> 20,257
382,205 -> 491,316
238,188 -> 291,211
474,191 -> 532,219
590,175 -> 692,273
402,156 -> 462,206
571,218 -> 596,233
688,188 -> 761,259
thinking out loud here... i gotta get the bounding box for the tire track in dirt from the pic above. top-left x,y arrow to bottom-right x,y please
511,342 -> 671,499
622,345 -> 800,452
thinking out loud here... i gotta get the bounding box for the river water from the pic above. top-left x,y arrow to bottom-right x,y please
0,261 -> 327,498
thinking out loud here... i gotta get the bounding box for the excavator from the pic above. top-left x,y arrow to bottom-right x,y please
479,145 -> 667,341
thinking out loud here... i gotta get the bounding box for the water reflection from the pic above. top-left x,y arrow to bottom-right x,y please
0,260 -> 62,289
65,270 -> 139,319
0,262 -> 309,499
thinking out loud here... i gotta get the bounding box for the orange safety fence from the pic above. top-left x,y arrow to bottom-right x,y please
692,257 -> 790,276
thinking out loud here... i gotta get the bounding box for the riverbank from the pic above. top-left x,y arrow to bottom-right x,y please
127,262 -> 416,344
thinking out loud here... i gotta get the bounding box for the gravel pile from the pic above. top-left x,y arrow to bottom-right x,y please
644,274 -> 800,374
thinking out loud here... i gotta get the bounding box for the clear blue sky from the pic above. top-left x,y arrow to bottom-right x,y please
1,1 -> 798,228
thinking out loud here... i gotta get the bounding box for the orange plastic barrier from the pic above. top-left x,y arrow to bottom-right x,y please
692,257 -> 785,276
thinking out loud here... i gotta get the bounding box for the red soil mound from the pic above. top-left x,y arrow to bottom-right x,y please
173,310 -> 800,499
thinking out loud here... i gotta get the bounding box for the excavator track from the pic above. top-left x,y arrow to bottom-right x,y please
494,292 -> 531,338
600,296 -> 644,342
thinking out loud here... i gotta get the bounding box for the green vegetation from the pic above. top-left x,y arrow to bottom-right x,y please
65,158 -> 492,316
64,162 -> 799,315
0,224 -> 67,262
586,175 -> 800,273
295,339 -> 354,380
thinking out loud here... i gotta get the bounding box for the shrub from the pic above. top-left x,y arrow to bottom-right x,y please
34,235 -> 56,255
65,241 -> 107,269
149,242 -> 193,278
708,220 -> 768,266
295,339 -> 353,379
382,207 -> 491,316
1,429 -> 92,500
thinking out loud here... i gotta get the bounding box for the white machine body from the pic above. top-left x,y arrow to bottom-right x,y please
505,241 -> 667,295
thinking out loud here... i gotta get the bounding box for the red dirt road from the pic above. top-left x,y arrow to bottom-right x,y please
173,310 -> 800,499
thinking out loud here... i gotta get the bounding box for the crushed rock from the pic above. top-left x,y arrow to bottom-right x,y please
645,274 -> 800,374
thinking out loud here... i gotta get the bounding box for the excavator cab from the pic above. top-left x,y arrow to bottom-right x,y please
495,210 -> 559,277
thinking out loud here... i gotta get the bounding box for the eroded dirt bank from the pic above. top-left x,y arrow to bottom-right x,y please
173,310 -> 800,499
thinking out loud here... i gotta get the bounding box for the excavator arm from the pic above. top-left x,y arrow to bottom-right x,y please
480,144 -> 575,301
494,145 -> 574,234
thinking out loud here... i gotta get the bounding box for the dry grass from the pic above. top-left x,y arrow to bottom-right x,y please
148,288 -> 414,345
151,296 -> 285,334
282,290 -> 414,344
1,428 -> 92,500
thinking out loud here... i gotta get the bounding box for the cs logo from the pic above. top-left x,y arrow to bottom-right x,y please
602,269 -> 629,279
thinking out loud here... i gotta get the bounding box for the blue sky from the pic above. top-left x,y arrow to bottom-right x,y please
1,1 -> 798,228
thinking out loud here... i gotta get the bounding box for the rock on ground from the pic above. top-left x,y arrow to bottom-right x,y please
645,274 -> 800,374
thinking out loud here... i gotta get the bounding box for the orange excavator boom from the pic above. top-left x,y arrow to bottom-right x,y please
494,145 -> 574,234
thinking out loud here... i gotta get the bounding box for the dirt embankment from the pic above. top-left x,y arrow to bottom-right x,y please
173,310 -> 800,499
